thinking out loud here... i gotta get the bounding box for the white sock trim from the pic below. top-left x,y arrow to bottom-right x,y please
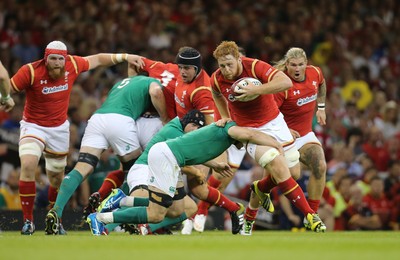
97,212 -> 113,224
120,196 -> 135,207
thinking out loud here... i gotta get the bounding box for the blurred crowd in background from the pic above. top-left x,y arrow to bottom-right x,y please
0,0 -> 399,231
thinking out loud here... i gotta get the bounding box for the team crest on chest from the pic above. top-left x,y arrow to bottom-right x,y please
312,80 -> 317,89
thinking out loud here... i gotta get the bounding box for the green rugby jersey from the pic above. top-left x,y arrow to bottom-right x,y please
95,76 -> 161,120
136,117 -> 184,165
166,122 -> 236,166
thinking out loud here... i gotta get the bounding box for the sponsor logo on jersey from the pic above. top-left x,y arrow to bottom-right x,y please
296,93 -> 317,106
293,90 -> 300,95
42,83 -> 68,94
40,80 -> 47,84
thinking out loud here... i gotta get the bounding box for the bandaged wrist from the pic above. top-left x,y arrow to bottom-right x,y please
0,94 -> 10,101
112,53 -> 128,64
116,53 -> 128,63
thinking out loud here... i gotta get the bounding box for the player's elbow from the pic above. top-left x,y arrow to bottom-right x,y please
149,83 -> 163,99
276,72 -> 292,90
282,77 -> 292,90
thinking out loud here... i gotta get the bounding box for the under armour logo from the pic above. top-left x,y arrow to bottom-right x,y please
40,80 -> 47,84
292,195 -> 301,203
293,90 -> 300,95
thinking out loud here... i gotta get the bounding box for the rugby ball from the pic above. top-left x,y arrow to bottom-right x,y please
231,77 -> 262,102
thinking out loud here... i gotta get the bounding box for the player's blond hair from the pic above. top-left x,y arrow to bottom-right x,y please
213,41 -> 240,60
274,47 -> 307,71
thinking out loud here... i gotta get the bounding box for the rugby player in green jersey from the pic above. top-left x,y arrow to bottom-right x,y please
90,118 -> 291,235
91,110 -> 249,235
45,67 -> 169,235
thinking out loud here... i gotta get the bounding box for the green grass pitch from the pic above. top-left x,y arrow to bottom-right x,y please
1,230 -> 399,260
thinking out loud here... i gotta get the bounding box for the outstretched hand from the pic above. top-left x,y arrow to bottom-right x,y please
0,97 -> 15,112
215,118 -> 232,127
316,110 -> 326,125
289,129 -> 300,140
127,55 -> 145,71
211,162 -> 233,177
235,79 -> 260,100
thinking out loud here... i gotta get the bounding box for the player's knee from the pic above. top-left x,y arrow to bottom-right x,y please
173,187 -> 186,201
284,147 -> 300,168
19,142 -> 42,158
167,206 -> 184,218
258,148 -> 280,168
289,163 -> 301,180
45,157 -> 67,173
317,159 -> 327,177
312,159 -> 327,180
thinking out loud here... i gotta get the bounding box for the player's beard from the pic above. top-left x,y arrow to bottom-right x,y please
47,65 -> 65,80
223,62 -> 241,81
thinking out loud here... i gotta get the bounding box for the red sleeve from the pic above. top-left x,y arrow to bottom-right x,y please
10,64 -> 31,92
70,55 -> 90,73
253,59 -> 279,83
191,87 -> 214,115
142,57 -> 158,72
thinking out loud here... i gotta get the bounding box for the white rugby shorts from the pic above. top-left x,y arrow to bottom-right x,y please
19,120 -> 70,155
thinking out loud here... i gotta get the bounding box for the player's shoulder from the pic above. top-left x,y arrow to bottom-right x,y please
28,59 -> 44,69
193,70 -> 211,87
211,69 -> 223,81
144,57 -> 162,69
306,65 -> 323,75
241,56 -> 256,63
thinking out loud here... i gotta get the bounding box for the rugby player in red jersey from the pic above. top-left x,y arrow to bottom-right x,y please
10,40 -> 144,235
211,41 -> 326,233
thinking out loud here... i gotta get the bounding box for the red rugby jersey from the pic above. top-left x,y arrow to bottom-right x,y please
174,69 -> 214,118
141,58 -> 179,119
211,57 -> 280,127
11,55 -> 89,127
274,65 -> 324,136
